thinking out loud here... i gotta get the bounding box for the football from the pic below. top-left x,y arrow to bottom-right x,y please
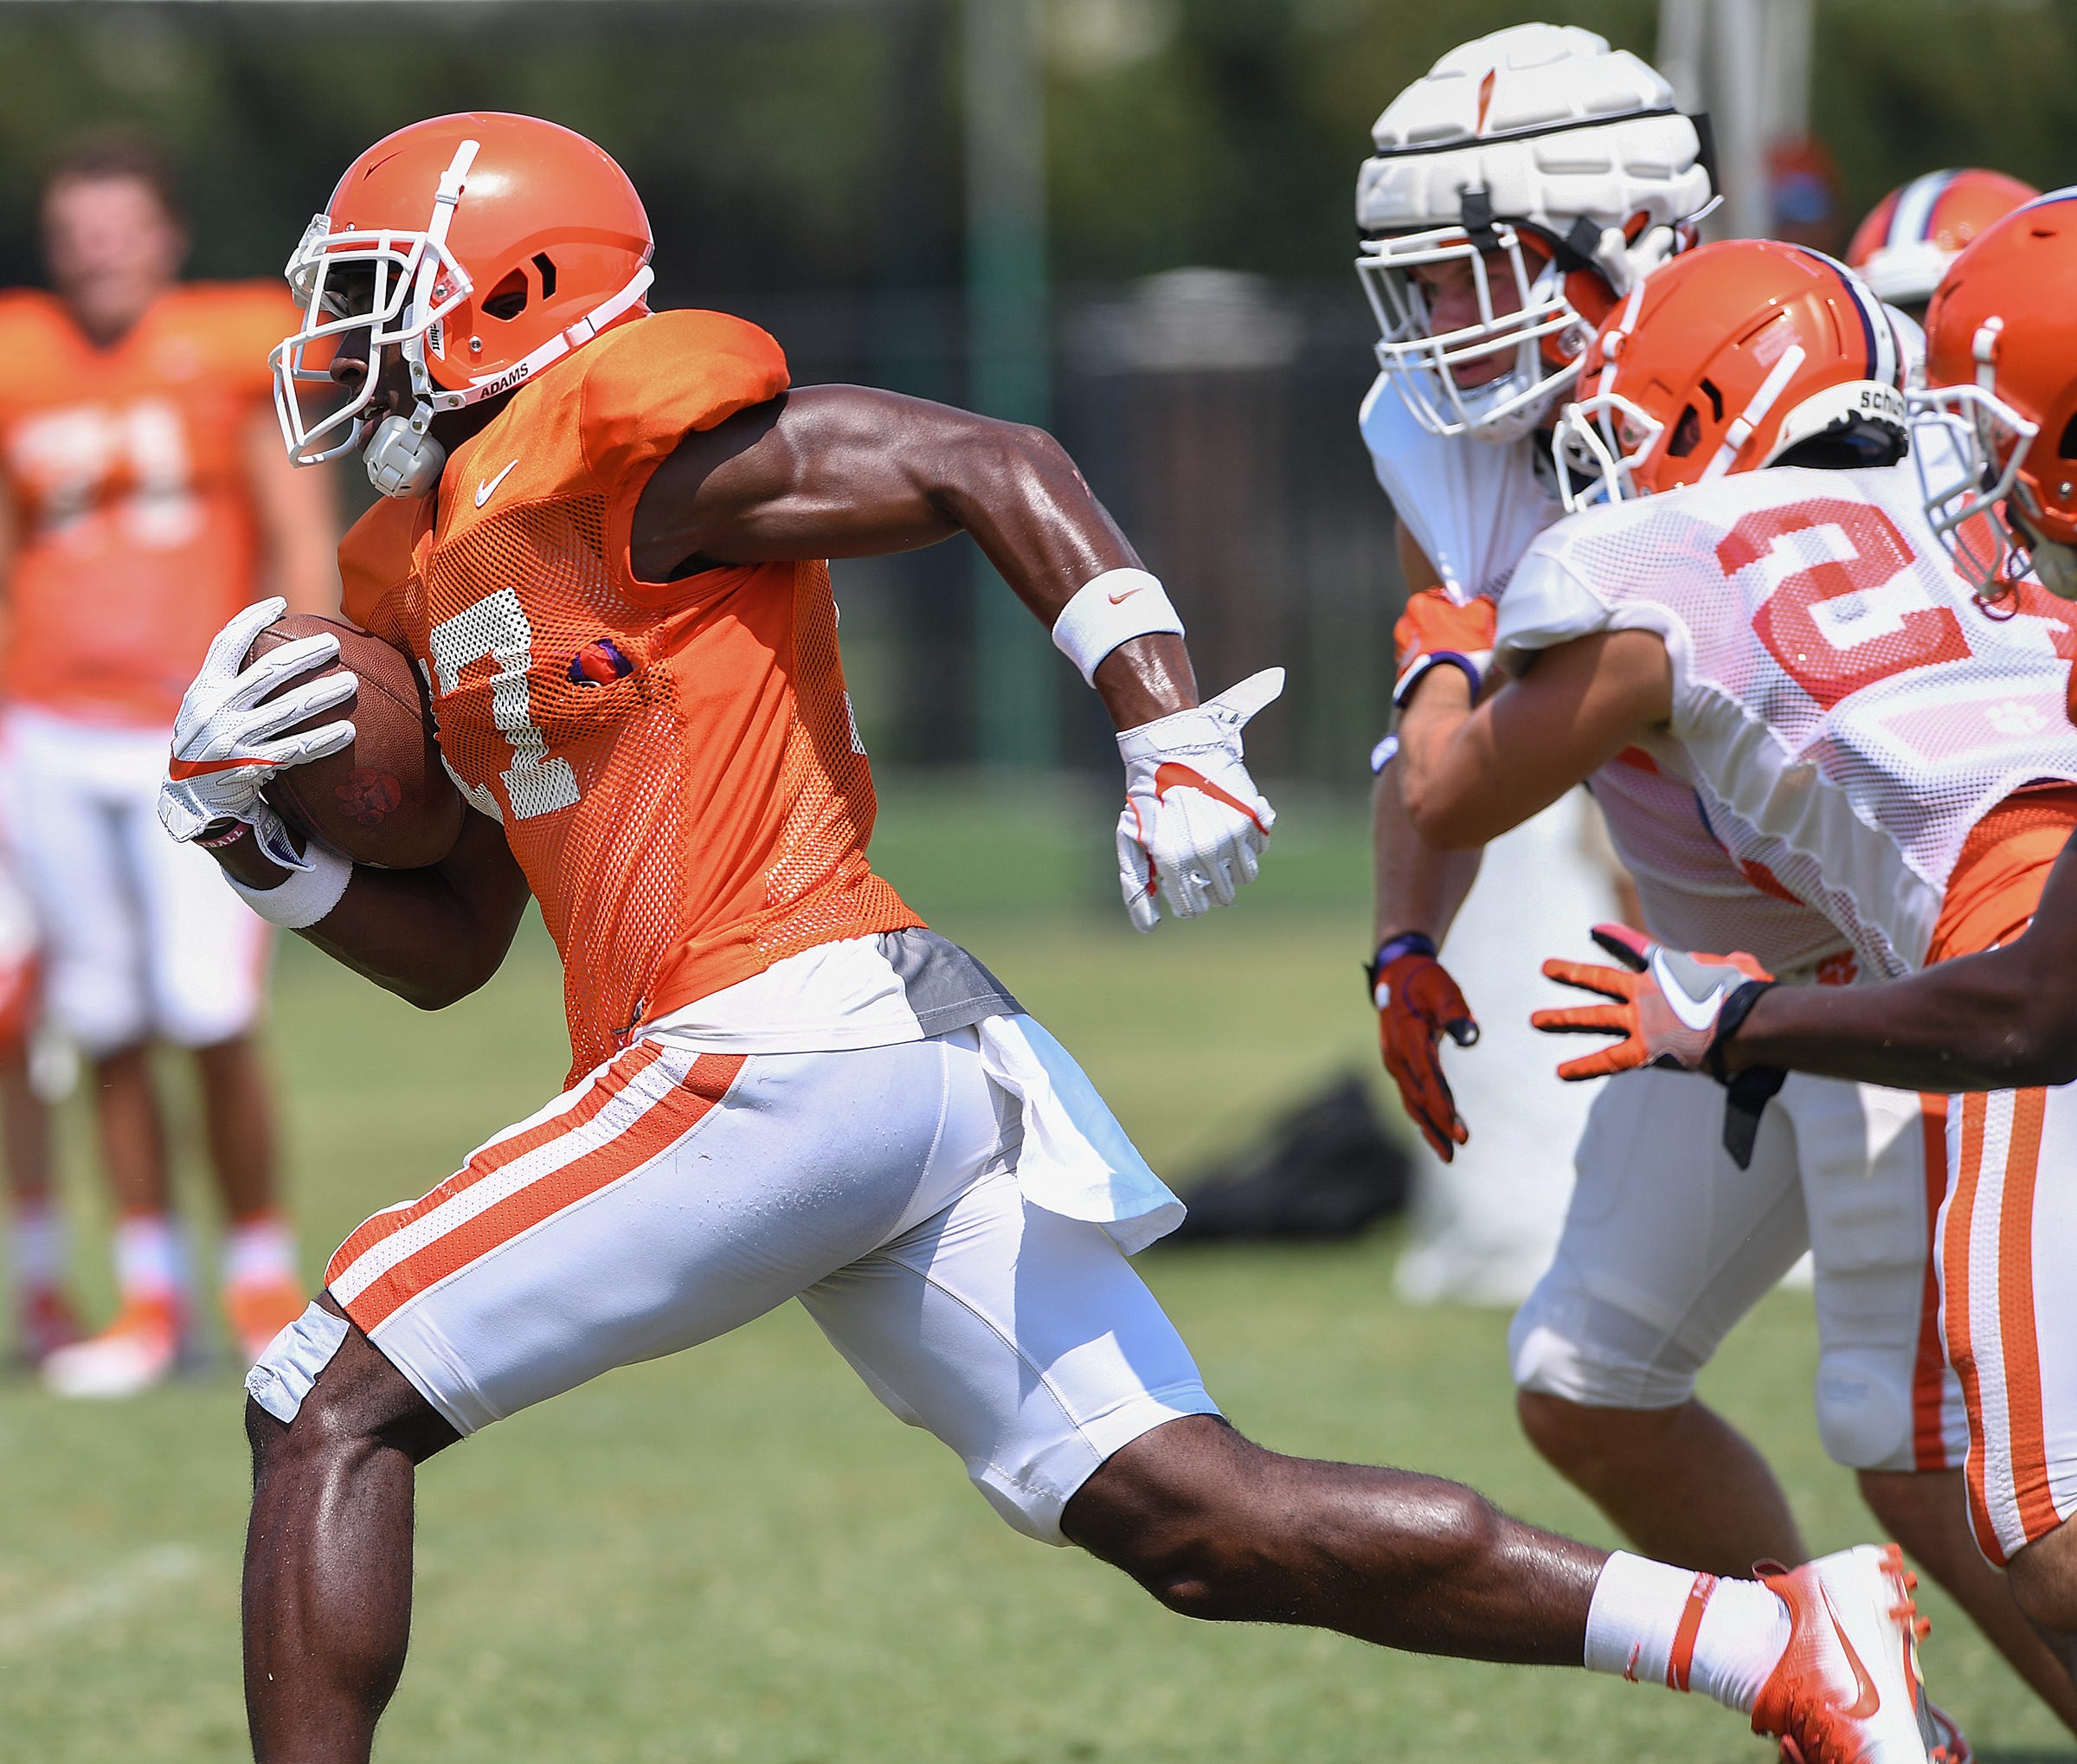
245,614 -> 466,870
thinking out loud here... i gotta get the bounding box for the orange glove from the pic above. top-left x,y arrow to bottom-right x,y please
1533,924 -> 1775,1081
1392,588 -> 1496,708
1369,931 -> 1479,1161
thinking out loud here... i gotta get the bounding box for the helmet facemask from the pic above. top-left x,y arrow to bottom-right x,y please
1357,220 -> 1598,446
272,141 -> 480,496
1909,376 -> 2037,596
1552,391 -> 1665,511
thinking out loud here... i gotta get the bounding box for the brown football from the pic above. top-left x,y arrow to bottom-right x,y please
245,615 -> 465,870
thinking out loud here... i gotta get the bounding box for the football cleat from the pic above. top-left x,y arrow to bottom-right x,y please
42,1292 -> 183,1400
225,1274 -> 309,1369
15,1284 -> 81,1368
1751,1543 -> 1948,1763
1925,1703 -> 1971,1764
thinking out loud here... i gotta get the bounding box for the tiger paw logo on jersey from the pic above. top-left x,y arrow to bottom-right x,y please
567,638 -> 633,687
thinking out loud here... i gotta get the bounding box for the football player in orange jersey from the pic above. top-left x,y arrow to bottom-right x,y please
0,135 -> 340,1395
170,116 -> 1944,1763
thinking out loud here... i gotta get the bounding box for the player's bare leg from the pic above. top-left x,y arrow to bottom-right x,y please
1863,1469 -> 2077,1722
1517,1392 -> 1805,1572
196,1035 -> 304,1362
196,1035 -> 278,1220
94,1041 -> 170,1217
1065,1413 -> 1604,1659
41,1041 -> 188,1394
1,1042 -> 73,1362
243,1299 -> 457,1764
2009,1520 -> 2077,1648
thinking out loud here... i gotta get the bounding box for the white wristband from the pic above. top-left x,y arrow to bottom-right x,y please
224,841 -> 352,930
1051,569 -> 1185,686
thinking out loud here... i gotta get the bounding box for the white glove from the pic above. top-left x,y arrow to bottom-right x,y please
158,596 -> 359,870
1115,667 -> 1283,931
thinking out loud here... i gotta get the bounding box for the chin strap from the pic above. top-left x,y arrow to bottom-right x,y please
364,405 -> 447,499
363,262 -> 656,499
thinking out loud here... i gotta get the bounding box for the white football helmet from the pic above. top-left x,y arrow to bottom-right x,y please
1355,23 -> 1714,445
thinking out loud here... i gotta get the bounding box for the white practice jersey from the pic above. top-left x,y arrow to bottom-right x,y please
1360,368 -> 1858,972
1360,374 -> 1560,602
1497,463 -> 2077,976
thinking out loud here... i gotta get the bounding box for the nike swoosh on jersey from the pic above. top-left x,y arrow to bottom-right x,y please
1819,1583 -> 1883,1721
168,754 -> 274,781
475,459 -> 520,508
1653,950 -> 1728,1033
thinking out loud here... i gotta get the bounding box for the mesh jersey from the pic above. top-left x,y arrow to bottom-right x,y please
1496,462 -> 2077,976
340,309 -> 923,1083
0,284 -> 295,727
1360,364 -> 1856,970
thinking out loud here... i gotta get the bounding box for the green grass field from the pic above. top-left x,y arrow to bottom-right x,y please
1,778 -> 2069,1761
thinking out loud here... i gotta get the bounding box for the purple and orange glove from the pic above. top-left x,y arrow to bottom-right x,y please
1534,924 -> 1784,1168
1392,587 -> 1496,709
1369,931 -> 1479,1161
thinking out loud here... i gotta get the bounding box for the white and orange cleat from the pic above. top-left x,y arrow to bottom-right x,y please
42,1292 -> 183,1399
224,1273 -> 307,1368
1752,1543 -> 1952,1763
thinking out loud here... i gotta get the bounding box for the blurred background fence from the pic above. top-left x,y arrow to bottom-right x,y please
2,0 -> 2073,784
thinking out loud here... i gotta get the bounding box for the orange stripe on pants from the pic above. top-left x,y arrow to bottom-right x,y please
1996,1090 -> 2061,1545
1909,1094 -> 1953,1472
327,1042 -> 669,1284
331,1049 -> 744,1333
1943,1092 -> 2004,1562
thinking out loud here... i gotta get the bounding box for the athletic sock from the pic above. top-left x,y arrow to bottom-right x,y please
9,1195 -> 62,1291
113,1211 -> 182,1304
222,1212 -> 298,1290
1584,1552 -> 1791,1714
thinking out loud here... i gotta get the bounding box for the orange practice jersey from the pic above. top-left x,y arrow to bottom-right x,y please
341,309 -> 923,1083
0,283 -> 295,727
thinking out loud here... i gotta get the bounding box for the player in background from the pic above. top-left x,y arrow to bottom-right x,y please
0,135 -> 340,1396
1352,29 -> 2077,1731
1848,170 -> 2039,325
170,113 -> 1942,1764
0,853 -> 68,1367
1355,23 -> 1687,1304
1534,190 -> 2077,1640
1346,27 -> 1669,1304
1394,234 -> 2077,1669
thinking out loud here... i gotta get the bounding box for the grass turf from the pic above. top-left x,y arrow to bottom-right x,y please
0,776 -> 2068,1761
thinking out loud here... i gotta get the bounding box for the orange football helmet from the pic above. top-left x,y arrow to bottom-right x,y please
1553,239 -> 1907,512
273,112 -> 654,496
1847,168 -> 2039,310
1911,187 -> 2077,598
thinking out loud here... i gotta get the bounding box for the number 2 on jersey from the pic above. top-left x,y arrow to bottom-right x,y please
1717,498 -> 1972,711
428,589 -> 582,821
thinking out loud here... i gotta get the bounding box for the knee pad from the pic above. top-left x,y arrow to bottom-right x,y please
1509,1274 -> 1706,1411
1813,1345 -> 1915,1471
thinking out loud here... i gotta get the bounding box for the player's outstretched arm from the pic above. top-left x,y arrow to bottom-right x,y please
1712,851 -> 2077,1091
636,384 -> 1283,930
1534,853 -> 2077,1093
635,385 -> 1191,724
1393,629 -> 1673,850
